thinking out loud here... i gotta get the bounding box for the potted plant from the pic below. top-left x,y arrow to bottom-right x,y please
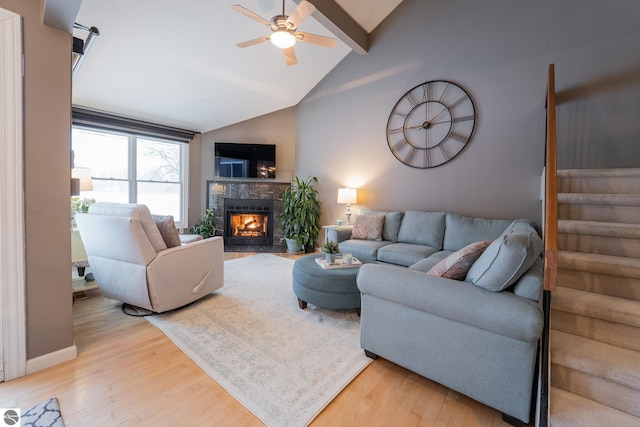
190,208 -> 218,238
279,176 -> 321,253
321,240 -> 340,264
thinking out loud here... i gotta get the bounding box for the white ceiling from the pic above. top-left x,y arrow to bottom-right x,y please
72,0 -> 402,133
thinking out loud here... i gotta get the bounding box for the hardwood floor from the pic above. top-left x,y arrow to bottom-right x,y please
0,253 -> 515,426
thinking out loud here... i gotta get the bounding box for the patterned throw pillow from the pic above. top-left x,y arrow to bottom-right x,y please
427,240 -> 492,280
152,214 -> 182,248
350,214 -> 385,241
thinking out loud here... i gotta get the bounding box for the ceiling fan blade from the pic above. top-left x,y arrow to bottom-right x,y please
236,35 -> 270,48
295,31 -> 337,48
287,0 -> 315,27
283,47 -> 297,66
231,4 -> 270,26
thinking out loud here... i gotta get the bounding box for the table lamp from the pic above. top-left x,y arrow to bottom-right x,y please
337,187 -> 357,224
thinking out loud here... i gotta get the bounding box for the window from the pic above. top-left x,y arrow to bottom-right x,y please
72,127 -> 189,228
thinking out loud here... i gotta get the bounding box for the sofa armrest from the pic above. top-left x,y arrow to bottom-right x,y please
146,236 -> 224,312
357,264 -> 543,343
327,225 -> 353,243
179,233 -> 203,245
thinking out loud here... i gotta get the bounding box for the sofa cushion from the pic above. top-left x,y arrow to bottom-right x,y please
88,202 -> 167,252
359,210 -> 404,242
350,214 -> 385,241
409,251 -> 453,272
152,214 -> 181,248
377,243 -> 440,267
465,221 -> 543,292
396,211 -> 446,248
443,213 -> 512,251
338,239 -> 391,261
512,257 -> 544,301
427,240 -> 492,280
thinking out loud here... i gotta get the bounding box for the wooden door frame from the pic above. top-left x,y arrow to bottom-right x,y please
0,9 -> 27,381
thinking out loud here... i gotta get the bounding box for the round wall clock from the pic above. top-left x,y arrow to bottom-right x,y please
386,80 -> 476,169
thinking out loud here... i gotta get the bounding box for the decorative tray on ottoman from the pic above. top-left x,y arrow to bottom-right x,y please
315,256 -> 363,270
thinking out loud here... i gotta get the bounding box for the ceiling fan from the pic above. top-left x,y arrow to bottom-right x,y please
232,0 -> 338,66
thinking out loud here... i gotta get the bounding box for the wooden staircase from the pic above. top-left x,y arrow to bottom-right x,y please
549,168 -> 640,426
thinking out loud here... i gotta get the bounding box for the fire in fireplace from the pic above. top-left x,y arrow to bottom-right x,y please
230,213 -> 268,238
224,199 -> 274,246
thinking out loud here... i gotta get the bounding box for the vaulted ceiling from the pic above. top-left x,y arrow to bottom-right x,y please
71,0 -> 402,133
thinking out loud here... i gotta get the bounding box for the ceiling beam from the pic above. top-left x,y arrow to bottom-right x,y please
295,0 -> 369,54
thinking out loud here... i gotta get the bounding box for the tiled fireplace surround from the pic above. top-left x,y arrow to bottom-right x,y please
207,179 -> 290,252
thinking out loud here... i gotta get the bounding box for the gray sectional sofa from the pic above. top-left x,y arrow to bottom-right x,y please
326,211 -> 544,425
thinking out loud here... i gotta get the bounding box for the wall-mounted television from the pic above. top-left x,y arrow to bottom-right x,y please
214,142 -> 276,179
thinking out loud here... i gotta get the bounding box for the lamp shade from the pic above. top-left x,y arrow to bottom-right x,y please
337,187 -> 357,204
72,167 -> 93,191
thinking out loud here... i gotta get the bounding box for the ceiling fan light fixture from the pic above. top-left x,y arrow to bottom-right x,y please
270,30 -> 296,48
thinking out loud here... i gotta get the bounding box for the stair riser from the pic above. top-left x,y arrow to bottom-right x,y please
551,310 -> 640,352
559,233 -> 640,258
559,204 -> 640,225
551,364 -> 640,417
557,268 -> 640,301
558,255 -> 640,280
558,176 -> 640,195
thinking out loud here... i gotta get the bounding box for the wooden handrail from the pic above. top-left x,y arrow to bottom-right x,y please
544,64 -> 558,292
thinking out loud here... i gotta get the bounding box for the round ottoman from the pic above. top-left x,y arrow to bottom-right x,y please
292,254 -> 367,315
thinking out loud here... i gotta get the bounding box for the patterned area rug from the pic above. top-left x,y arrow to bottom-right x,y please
146,253 -> 371,427
21,397 -> 65,426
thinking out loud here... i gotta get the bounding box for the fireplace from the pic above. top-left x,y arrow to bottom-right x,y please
224,198 -> 274,246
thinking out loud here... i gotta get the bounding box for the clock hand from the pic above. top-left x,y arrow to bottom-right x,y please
405,120 -> 450,130
404,124 -> 427,130
430,119 -> 453,125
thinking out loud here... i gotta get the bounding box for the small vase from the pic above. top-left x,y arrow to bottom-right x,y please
325,253 -> 336,264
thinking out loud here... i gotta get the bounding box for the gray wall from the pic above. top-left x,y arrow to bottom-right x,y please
0,0 -> 74,360
296,0 -> 640,228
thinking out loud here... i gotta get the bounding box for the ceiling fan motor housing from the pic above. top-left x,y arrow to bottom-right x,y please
270,15 -> 296,33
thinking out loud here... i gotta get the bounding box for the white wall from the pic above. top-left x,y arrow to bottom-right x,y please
296,0 -> 640,228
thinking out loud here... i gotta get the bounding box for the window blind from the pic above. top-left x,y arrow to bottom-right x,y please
72,106 -> 198,143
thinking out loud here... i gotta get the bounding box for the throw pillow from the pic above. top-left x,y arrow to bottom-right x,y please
152,214 -> 182,248
350,214 -> 385,241
465,227 -> 543,292
427,240 -> 492,280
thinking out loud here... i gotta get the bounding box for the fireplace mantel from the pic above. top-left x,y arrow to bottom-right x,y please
207,179 -> 290,252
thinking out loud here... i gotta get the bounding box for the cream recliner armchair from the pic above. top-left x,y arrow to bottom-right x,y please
75,202 -> 224,313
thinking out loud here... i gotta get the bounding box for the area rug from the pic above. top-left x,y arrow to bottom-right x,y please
146,253 -> 371,427
21,397 -> 65,426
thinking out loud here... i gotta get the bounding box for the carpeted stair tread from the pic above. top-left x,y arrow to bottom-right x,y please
558,168 -> 640,178
551,308 -> 640,352
558,192 -> 640,206
551,330 -> 640,391
558,168 -> 640,196
552,286 -> 640,328
550,386 -> 640,427
558,250 -> 640,279
558,168 -> 640,179
559,219 -> 640,239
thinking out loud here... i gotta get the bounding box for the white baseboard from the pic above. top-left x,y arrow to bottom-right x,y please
26,344 -> 78,375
